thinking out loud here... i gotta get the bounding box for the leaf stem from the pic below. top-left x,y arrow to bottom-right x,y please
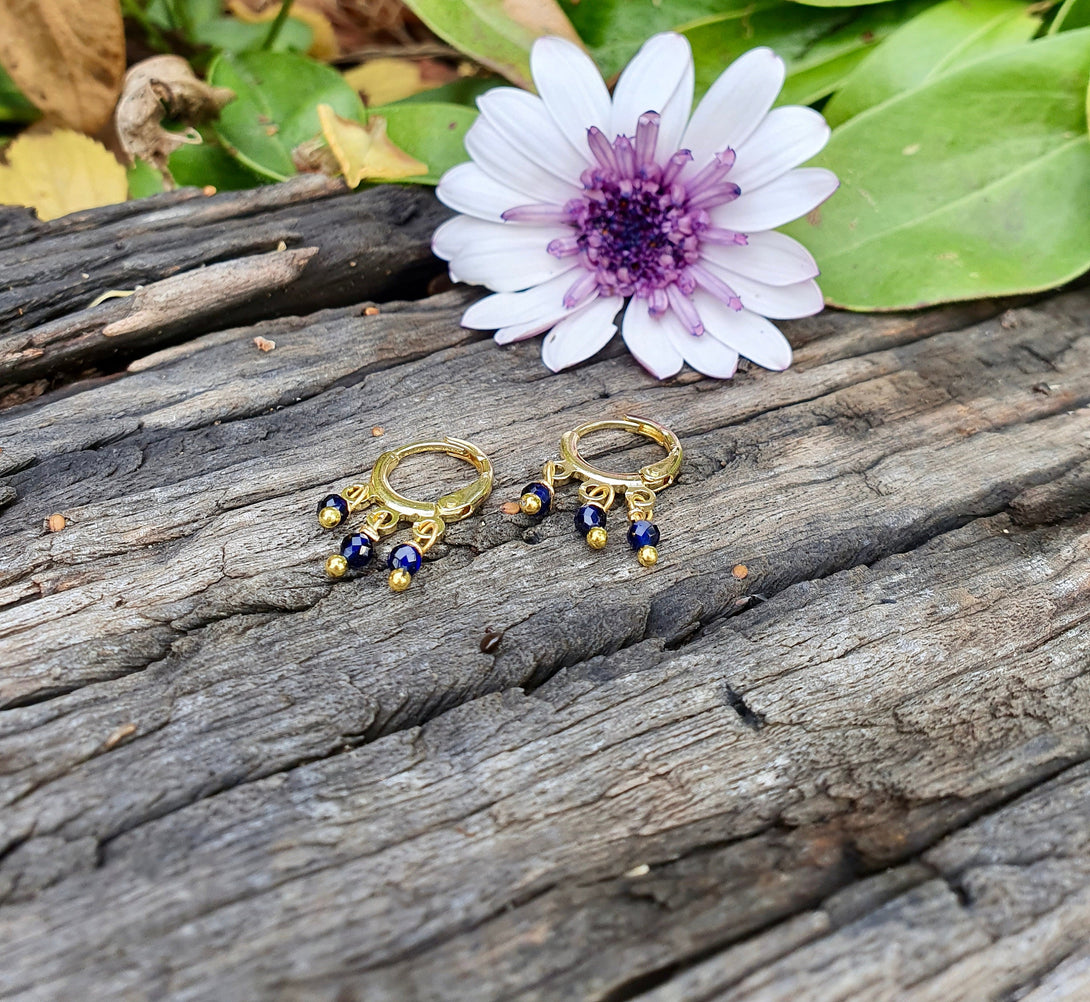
262,0 -> 297,50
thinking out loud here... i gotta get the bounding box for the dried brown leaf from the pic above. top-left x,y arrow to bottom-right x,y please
115,56 -> 235,173
0,0 -> 125,134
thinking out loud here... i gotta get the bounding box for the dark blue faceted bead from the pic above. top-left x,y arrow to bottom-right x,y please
387,543 -> 423,575
574,504 -> 606,536
522,482 -> 552,514
318,493 -> 350,519
339,533 -> 374,569
627,519 -> 660,550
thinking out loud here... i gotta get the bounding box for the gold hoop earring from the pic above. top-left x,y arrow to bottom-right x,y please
316,437 -> 493,591
519,416 -> 683,568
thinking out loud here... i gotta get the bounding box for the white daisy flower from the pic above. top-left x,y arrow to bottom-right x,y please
432,32 -> 838,379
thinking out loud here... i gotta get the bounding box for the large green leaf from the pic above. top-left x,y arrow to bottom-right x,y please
209,50 -> 365,181
785,29 -> 1090,309
401,0 -> 580,88
823,0 -> 1042,126
775,0 -> 937,105
1050,0 -> 1090,32
366,102 -> 477,185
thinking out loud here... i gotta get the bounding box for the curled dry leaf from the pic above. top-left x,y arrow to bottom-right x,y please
0,129 -> 127,220
115,56 -> 235,176
0,0 -> 125,134
295,104 -> 427,186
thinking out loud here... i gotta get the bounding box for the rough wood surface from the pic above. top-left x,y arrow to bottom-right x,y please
0,183 -> 1088,1002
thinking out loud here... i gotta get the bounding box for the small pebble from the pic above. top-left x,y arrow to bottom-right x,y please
732,564 -> 748,579
364,306 -> 380,316
103,723 -> 136,749
371,426 -> 385,437
500,501 -> 521,515
47,513 -> 66,532
253,336 -> 276,352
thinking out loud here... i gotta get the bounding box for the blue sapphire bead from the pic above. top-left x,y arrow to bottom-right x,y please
340,532 -> 374,569
318,493 -> 350,526
574,504 -> 606,536
627,520 -> 660,550
387,542 -> 423,575
521,482 -> 552,515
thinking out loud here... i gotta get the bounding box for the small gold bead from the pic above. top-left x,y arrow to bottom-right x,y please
637,545 -> 658,568
388,568 -> 412,592
519,493 -> 542,515
586,526 -> 608,550
318,506 -> 342,529
325,554 -> 348,578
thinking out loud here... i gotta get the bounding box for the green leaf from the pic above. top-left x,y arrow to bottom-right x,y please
776,0 -> 938,105
784,29 -> 1090,310
401,0 -> 580,88
169,140 -> 266,190
191,16 -> 312,54
1050,0 -> 1090,32
366,102 -> 477,185
127,158 -> 165,199
823,0 -> 1043,126
0,62 -> 38,123
209,50 -> 366,181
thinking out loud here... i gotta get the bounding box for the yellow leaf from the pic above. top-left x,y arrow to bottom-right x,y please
0,130 -> 128,221
316,105 -> 427,187
227,0 -> 339,61
343,58 -> 455,107
0,0 -> 125,134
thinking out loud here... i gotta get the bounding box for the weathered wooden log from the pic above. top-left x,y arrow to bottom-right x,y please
0,184 -> 1088,1001
0,175 -> 449,377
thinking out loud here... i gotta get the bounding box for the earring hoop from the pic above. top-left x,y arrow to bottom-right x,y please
316,437 -> 493,591
519,416 -> 682,567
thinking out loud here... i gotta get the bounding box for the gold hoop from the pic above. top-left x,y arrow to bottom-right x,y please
557,416 -> 683,492
518,415 -> 682,569
316,437 -> 493,590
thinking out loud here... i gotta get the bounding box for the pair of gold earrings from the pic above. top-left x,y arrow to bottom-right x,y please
315,415 -> 683,592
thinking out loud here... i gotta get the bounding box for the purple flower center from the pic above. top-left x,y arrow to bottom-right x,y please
503,111 -> 749,334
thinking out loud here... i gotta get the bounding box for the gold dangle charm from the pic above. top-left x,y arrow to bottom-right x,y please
315,437 -> 493,591
519,415 -> 682,568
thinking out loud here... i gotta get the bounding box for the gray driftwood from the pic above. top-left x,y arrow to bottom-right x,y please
0,179 -> 1088,1002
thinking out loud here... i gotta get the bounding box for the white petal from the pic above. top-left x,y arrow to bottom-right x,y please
456,247 -> 577,293
433,216 -> 565,261
495,310 -> 578,345
694,291 -> 793,370
540,295 -> 622,371
531,36 -> 612,159
701,230 -> 818,287
681,47 -> 784,170
704,262 -> 824,319
611,33 -> 693,154
730,107 -> 830,192
477,88 -> 589,184
462,271 -> 591,330
465,117 -> 581,203
712,168 -> 839,232
621,302 -> 684,379
659,309 -> 739,378
436,162 -> 530,223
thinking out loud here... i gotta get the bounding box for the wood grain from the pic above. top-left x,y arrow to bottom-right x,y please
0,186 -> 1088,1001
